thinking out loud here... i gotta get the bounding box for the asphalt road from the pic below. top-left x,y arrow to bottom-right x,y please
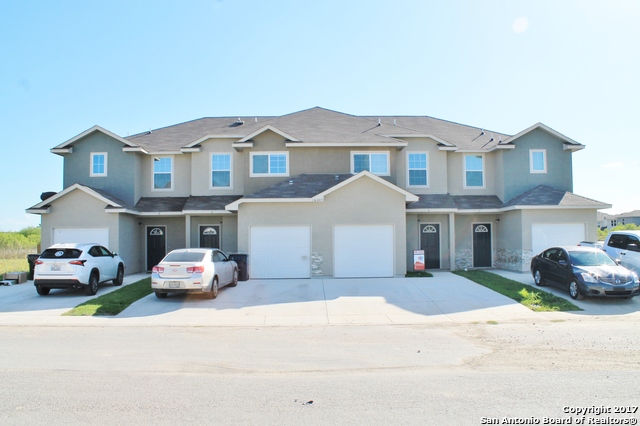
1,321 -> 639,425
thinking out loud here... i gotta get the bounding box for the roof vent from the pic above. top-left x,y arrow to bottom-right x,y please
378,118 -> 381,126
335,175 -> 339,180
40,191 -> 57,201
393,119 -> 396,126
289,179 -> 294,185
230,118 -> 244,127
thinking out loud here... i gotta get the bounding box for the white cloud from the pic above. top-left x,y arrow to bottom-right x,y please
512,17 -> 529,33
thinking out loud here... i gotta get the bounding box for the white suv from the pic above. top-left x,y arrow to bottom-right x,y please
603,230 -> 640,277
34,243 -> 125,296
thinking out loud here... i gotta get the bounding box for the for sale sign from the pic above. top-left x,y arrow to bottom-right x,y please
413,250 -> 425,271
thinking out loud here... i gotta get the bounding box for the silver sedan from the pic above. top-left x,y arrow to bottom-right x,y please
151,249 -> 238,299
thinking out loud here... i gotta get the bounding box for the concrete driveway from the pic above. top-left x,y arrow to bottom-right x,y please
0,271 -> 638,326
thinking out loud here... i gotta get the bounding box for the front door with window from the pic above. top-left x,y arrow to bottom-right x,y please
473,224 -> 492,268
147,226 -> 166,271
200,225 -> 220,249
420,224 -> 440,269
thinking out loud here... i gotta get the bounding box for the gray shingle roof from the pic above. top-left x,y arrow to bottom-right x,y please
183,195 -> 243,211
124,107 -> 510,152
246,174 -> 353,199
502,185 -> 609,208
407,194 -> 503,210
132,195 -> 242,212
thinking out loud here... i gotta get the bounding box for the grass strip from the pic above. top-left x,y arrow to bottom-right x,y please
453,270 -> 581,312
405,271 -> 433,278
62,277 -> 152,316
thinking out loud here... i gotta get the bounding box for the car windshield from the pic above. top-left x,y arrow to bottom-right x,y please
569,250 -> 617,267
162,251 -> 206,263
40,248 -> 82,259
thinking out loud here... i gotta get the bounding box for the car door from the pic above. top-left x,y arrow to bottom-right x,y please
213,250 -> 231,285
545,248 -> 568,287
619,234 -> 640,276
99,246 -> 118,280
87,246 -> 106,281
606,233 -> 627,263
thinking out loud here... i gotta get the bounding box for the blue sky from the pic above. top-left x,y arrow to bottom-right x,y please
1,0 -> 638,231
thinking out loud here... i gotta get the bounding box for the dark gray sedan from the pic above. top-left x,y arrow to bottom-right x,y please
530,246 -> 640,300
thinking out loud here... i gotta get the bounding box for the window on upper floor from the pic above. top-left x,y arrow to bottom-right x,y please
211,153 -> 232,188
153,156 -> 173,190
530,149 -> 547,173
351,152 -> 389,176
250,152 -> 288,177
90,152 -> 107,177
464,154 -> 484,188
407,152 -> 428,187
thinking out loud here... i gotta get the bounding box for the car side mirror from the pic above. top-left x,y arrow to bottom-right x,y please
558,259 -> 568,266
627,243 -> 639,252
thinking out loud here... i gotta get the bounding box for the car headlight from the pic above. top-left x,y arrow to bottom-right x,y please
580,272 -> 598,283
633,273 -> 639,284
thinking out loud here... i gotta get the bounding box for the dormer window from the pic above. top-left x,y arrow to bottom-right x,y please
153,156 -> 173,190
351,152 -> 389,176
530,149 -> 547,173
250,152 -> 288,177
90,153 -> 107,177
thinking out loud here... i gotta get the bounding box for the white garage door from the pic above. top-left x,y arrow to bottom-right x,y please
532,223 -> 585,255
334,225 -> 394,278
53,228 -> 109,248
250,226 -> 311,279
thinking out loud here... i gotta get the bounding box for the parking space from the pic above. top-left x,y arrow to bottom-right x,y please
0,271 -> 638,327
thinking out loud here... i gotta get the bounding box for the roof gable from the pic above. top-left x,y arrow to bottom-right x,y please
52,125 -> 139,153
26,184 -> 130,212
501,123 -> 584,151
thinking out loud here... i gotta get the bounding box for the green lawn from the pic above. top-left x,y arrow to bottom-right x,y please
453,270 -> 581,312
62,278 -> 152,316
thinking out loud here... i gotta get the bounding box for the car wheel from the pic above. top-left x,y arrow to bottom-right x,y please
209,277 -> 219,299
533,269 -> 545,286
229,269 -> 238,287
86,272 -> 99,296
568,280 -> 584,300
155,292 -> 167,299
36,285 -> 50,296
112,264 -> 124,286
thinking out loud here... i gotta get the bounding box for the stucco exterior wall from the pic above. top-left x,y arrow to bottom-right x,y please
40,190 -> 120,253
188,215 -> 238,253
118,214 -> 143,273
405,214 -> 451,270
236,176 -> 408,276
452,214 -> 499,270
137,216 -> 186,267
501,129 -> 574,202
62,133 -> 138,205
139,154 -> 192,197
396,138 -> 448,194
190,138 -> 244,196
447,152 -> 498,196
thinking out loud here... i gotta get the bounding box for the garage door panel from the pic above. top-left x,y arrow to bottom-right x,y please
250,227 -> 310,279
53,228 -> 109,248
334,225 -> 394,278
532,224 -> 585,255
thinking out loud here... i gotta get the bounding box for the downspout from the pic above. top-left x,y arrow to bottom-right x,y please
449,213 -> 456,270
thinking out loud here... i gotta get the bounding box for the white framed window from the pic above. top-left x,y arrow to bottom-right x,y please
250,152 -> 289,177
351,151 -> 390,176
464,154 -> 484,188
153,156 -> 173,190
530,149 -> 547,173
90,152 -> 107,177
211,153 -> 232,188
407,152 -> 428,187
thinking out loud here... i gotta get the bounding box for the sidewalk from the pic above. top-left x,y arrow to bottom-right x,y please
0,271 -> 637,327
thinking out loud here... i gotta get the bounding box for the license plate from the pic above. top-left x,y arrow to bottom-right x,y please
51,264 -> 61,271
167,281 -> 181,288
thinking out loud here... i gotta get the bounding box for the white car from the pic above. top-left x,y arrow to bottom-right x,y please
151,248 -> 238,299
34,243 -> 125,296
603,230 -> 640,276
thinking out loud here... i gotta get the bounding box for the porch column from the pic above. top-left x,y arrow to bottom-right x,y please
449,213 -> 456,270
185,215 -> 191,248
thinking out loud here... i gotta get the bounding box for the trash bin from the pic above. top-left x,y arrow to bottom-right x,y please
229,254 -> 249,281
27,254 -> 40,281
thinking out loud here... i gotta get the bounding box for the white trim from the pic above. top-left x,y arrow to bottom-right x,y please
90,152 -> 108,177
381,134 -> 454,146
51,148 -> 73,154
501,122 -> 583,147
529,149 -> 547,174
180,147 -> 201,153
152,155 -> 174,192
122,146 -> 149,153
210,152 -> 233,190
185,134 -> 246,148
463,154 -> 485,189
53,125 -> 138,150
182,210 -> 232,215
406,151 -> 429,188
238,125 -> 300,143
250,152 -> 289,177
350,151 -> 390,176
